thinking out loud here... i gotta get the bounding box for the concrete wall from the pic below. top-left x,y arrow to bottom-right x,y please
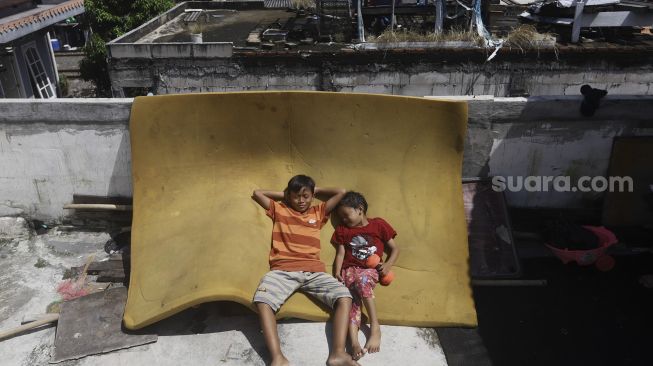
109,53 -> 653,97
454,96 -> 653,208
1,96 -> 652,220
54,51 -> 95,97
0,99 -> 132,220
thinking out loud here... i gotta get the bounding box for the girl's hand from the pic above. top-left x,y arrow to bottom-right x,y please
335,273 -> 344,283
377,263 -> 392,277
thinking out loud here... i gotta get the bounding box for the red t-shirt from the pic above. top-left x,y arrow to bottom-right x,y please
331,218 -> 397,270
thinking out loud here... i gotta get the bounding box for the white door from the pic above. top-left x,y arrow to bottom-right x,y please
21,41 -> 56,98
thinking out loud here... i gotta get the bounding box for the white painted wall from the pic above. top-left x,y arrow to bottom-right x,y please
0,99 -> 132,219
437,96 -> 653,208
0,96 -> 651,220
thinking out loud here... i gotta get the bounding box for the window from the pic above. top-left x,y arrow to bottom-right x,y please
22,42 -> 55,98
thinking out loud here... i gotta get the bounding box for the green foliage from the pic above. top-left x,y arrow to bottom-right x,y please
81,0 -> 174,96
58,73 -> 69,97
84,0 -> 175,40
80,33 -> 111,97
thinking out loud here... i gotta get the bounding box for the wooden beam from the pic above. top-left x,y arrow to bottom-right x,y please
0,313 -> 59,342
64,204 -> 133,211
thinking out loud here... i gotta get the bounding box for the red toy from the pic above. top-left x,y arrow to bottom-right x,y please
365,254 -> 395,285
365,254 -> 381,268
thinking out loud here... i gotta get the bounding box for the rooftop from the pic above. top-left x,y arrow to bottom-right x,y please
0,0 -> 85,44
0,96 -> 651,364
1,216 -> 652,365
107,0 -> 653,60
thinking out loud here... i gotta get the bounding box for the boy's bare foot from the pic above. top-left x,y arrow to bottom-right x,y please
327,350 -> 361,366
350,341 -> 366,360
271,354 -> 290,366
364,324 -> 381,353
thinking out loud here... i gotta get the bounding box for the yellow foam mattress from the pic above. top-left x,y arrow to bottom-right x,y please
123,92 -> 477,329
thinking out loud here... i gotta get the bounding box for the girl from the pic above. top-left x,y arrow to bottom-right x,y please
331,191 -> 400,360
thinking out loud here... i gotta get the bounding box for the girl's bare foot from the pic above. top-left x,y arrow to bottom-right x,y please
350,340 -> 366,360
327,350 -> 361,366
364,324 -> 381,353
271,354 -> 290,366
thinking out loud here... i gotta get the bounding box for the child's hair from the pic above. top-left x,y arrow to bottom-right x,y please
338,191 -> 368,213
285,174 -> 315,194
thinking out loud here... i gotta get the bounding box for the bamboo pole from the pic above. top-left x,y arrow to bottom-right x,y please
0,313 -> 60,342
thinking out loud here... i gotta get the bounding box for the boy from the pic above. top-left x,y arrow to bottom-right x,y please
252,175 -> 359,366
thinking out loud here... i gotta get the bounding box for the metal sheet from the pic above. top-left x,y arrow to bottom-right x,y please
602,137 -> 653,227
580,11 -> 653,27
463,179 -> 521,279
52,287 -> 157,363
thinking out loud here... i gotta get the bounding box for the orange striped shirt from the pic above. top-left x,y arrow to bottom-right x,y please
266,200 -> 329,272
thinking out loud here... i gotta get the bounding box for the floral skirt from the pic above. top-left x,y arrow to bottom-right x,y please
342,266 -> 379,326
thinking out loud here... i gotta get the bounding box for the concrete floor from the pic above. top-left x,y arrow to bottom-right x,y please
0,217 -> 448,365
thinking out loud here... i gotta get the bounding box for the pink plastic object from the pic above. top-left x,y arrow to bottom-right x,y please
365,254 -> 381,268
56,280 -> 89,301
546,226 -> 618,269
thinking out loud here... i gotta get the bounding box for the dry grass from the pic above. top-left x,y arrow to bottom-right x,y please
505,24 -> 556,50
370,28 -> 484,45
367,24 -> 557,50
291,0 -> 316,9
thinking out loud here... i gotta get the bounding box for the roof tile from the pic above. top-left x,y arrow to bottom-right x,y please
0,0 -> 84,35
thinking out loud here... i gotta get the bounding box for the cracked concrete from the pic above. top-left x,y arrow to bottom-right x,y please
0,218 -> 448,365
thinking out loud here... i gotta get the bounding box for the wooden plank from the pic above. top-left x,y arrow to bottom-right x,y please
108,254 -> 126,262
87,260 -> 129,274
0,314 -> 59,341
73,194 -> 133,205
64,204 -> 133,211
85,282 -> 111,294
96,270 -> 127,283
66,212 -> 133,226
52,288 -> 156,363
